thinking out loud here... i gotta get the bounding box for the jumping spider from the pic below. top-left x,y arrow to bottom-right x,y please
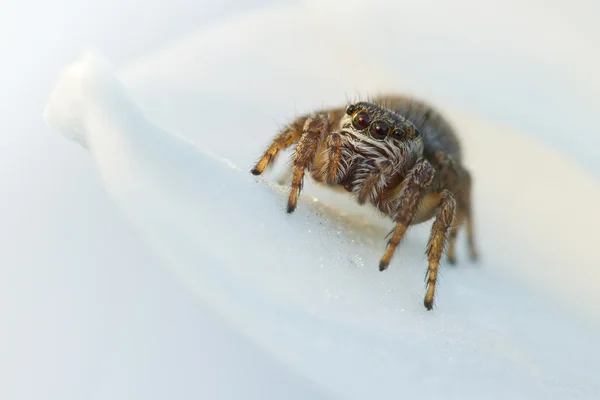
251,95 -> 478,310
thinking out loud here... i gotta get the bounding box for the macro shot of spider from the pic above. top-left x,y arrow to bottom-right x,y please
250,95 -> 478,310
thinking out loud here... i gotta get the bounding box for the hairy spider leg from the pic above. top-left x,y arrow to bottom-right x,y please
287,114 -> 331,213
424,190 -> 456,309
379,158 -> 435,271
251,115 -> 309,176
323,132 -> 343,183
356,160 -> 395,205
446,212 -> 464,264
463,171 -> 478,261
432,152 -> 478,264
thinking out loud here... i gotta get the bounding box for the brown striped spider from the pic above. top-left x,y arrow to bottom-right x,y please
251,95 -> 478,310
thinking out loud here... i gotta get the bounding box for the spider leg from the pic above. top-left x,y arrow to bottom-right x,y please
287,113 -> 331,213
446,211 -> 464,264
273,130 -> 344,186
446,195 -> 477,264
379,158 -> 435,271
463,171 -> 478,261
324,133 -> 343,183
251,115 -> 308,176
356,160 -> 394,205
424,189 -> 456,310
430,151 -> 478,263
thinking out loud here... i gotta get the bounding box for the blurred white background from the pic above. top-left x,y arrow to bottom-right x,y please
3,1 -> 331,399
2,0 -> 600,399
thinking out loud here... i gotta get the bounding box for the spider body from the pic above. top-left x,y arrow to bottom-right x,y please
251,95 -> 478,310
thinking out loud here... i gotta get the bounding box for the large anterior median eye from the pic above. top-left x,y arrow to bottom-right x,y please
370,121 -> 389,140
352,111 -> 370,130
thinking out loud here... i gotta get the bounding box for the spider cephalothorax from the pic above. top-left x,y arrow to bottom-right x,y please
250,95 -> 478,310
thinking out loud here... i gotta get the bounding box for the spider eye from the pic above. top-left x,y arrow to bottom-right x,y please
352,111 -> 370,130
393,125 -> 419,140
345,104 -> 357,115
405,125 -> 417,138
392,128 -> 404,139
370,121 -> 389,140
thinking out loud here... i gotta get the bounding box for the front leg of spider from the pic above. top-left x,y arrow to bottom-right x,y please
357,160 -> 395,205
287,114 -> 331,213
379,158 -> 435,271
324,132 -> 344,183
251,116 -> 308,176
